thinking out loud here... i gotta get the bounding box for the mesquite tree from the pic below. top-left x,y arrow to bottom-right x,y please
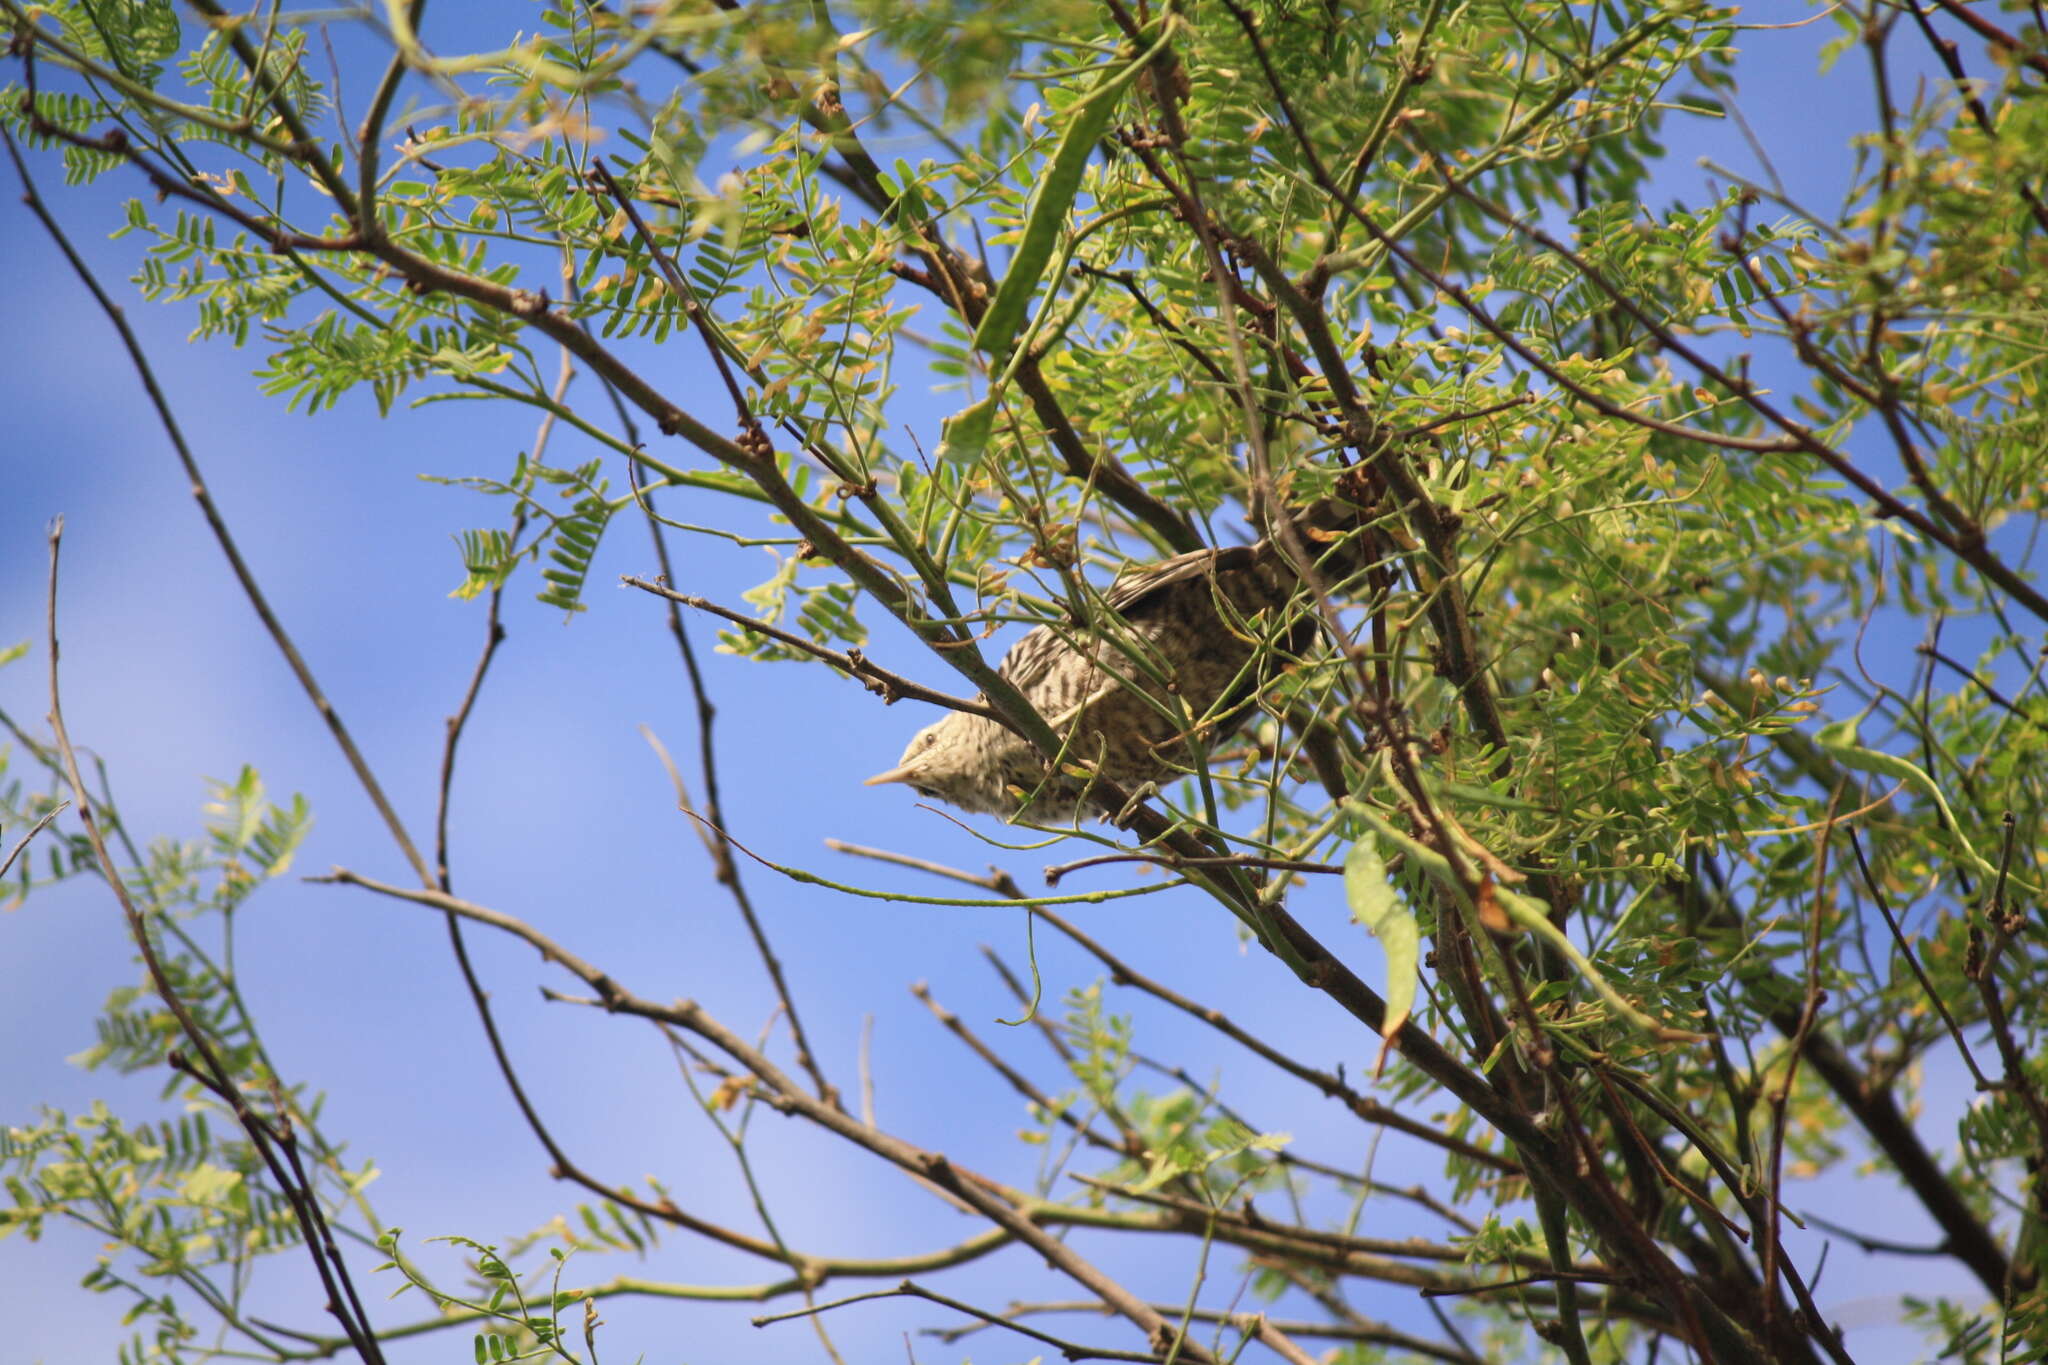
2,0 -> 2044,1362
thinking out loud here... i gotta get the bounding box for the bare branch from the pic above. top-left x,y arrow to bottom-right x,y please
623,577 -> 1000,720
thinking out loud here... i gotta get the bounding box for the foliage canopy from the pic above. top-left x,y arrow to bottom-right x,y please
3,0 -> 2046,1361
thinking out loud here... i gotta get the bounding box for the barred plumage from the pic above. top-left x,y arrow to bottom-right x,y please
866,536 -> 1312,820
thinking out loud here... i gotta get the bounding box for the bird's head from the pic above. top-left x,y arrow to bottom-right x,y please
863,713 -> 1019,815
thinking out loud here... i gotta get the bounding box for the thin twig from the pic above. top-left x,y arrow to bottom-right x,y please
44,523 -> 388,1363
753,1282 -> 1162,1363
910,982 -> 1127,1158
1803,1211 -> 1954,1259
1920,0 -> 2048,77
1761,789 -> 1844,1332
1433,174 -> 2048,625
623,577 -> 999,719
1419,1270 -> 1619,1299
925,1300 -> 1480,1365
1034,909 -> 1519,1174
0,124 -> 434,887
1043,850 -> 1341,886
415,321 -> 688,1284
825,839 -> 1026,898
0,803 -> 65,881
1917,643 -> 2048,733
1067,1174 -> 1554,1276
315,867 -> 1221,1360
1844,827 -> 1988,1087
626,527 -> 839,1110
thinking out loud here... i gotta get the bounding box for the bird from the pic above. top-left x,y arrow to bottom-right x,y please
865,515 -> 1351,821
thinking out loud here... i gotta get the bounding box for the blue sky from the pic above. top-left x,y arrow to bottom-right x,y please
0,6 -> 2001,1362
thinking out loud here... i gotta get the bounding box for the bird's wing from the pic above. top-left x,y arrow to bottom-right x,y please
1102,545 -> 1253,613
993,546 -> 1256,692
993,623 -> 1068,691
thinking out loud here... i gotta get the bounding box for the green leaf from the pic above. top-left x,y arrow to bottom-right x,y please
1343,834 -> 1418,1075
934,394 -> 996,464
177,1163 -> 243,1206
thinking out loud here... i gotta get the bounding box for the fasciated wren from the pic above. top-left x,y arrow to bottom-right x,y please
866,535 -> 1318,820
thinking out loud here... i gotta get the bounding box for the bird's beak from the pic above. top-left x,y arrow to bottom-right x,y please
863,765 -> 918,787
